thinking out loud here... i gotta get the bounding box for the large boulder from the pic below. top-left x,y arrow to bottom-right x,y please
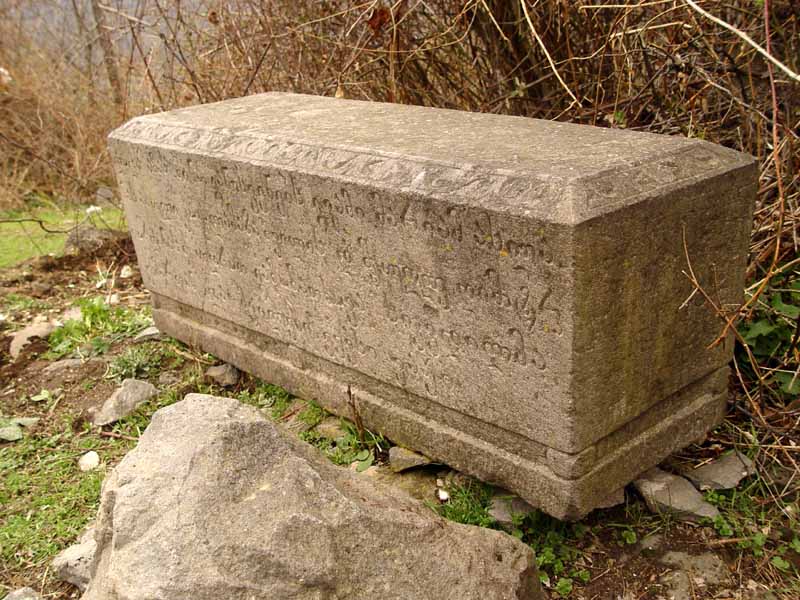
83,395 -> 542,600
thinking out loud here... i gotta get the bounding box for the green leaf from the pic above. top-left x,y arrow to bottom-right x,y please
354,449 -> 370,462
771,556 -> 791,571
621,529 -> 637,544
790,537 -> 800,554
355,453 -> 374,472
555,577 -> 573,597
29,389 -> 51,402
742,319 -> 776,342
573,569 -> 591,584
775,371 -> 800,395
771,294 -> 800,319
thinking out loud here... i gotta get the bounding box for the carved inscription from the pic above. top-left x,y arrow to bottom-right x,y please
114,142 -> 571,433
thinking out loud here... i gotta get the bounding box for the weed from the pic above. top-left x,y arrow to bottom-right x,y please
236,380 -> 293,420
46,297 -> 151,359
2,293 -> 48,313
434,481 -> 495,528
297,402 -> 325,428
107,342 -> 181,381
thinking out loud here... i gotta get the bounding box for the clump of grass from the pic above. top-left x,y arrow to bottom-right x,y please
107,342 -> 182,382
301,419 -> 385,471
296,401 -> 325,428
46,297 -> 151,359
237,380 -> 294,420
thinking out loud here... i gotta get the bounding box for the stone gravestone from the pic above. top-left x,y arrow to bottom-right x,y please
109,93 -> 755,519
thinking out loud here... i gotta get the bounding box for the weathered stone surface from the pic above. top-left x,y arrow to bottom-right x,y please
90,379 -> 157,426
83,395 -> 543,600
3,588 -> 40,600
205,362 -> 240,386
681,451 -> 755,491
9,319 -> 57,359
110,92 -> 756,518
489,491 -> 535,531
633,468 -> 719,522
132,325 -> 163,343
53,526 -> 96,592
389,445 -> 432,472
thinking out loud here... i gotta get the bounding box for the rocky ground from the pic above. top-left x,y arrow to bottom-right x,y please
1,233 -> 797,599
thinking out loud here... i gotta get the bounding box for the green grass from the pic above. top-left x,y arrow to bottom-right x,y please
0,204 -> 126,269
46,297 -> 152,359
0,421 -> 125,583
107,342 -> 183,382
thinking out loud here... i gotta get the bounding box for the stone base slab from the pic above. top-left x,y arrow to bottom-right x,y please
153,293 -> 726,520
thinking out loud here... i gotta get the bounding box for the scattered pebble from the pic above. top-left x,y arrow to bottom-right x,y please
78,451 -> 100,472
680,451 -> 756,491
488,490 -> 534,530
437,488 -> 450,502
133,325 -> 162,343
388,446 -> 432,473
119,265 -> 133,278
205,363 -> 240,387
52,526 -> 96,592
633,467 -> 719,522
315,416 -> 347,441
90,379 -> 158,426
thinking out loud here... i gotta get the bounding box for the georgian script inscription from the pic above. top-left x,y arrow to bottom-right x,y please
116,144 -> 571,436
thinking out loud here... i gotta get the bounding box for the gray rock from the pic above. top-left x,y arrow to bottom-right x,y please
61,306 -> 83,322
3,588 -> 40,600
65,224 -> 121,253
657,550 -> 729,599
52,526 -> 96,592
43,358 -> 85,374
204,363 -> 240,387
0,417 -> 39,442
157,371 -> 180,387
83,395 -> 543,600
681,451 -> 756,491
388,445 -> 432,473
9,320 -> 57,359
489,491 -> 535,531
633,468 -> 719,522
314,416 -> 347,440
90,379 -> 157,426
133,326 -> 163,343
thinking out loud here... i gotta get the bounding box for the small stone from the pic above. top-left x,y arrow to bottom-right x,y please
157,371 -> 180,387
65,224 -> 119,254
133,326 -> 162,343
91,379 -> 157,426
633,468 -> 719,522
0,424 -> 23,442
437,488 -> 450,502
9,320 -> 57,359
389,446 -> 432,473
61,306 -> 83,322
3,588 -> 41,600
119,265 -> 133,279
205,363 -> 240,387
489,490 -> 534,530
43,358 -> 84,374
78,451 -> 100,471
314,416 -> 347,440
639,533 -> 663,552
106,293 -> 120,305
681,451 -> 756,491
52,526 -> 96,592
